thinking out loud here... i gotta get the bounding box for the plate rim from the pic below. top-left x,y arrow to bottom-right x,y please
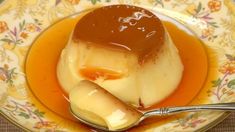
0,2 -> 234,132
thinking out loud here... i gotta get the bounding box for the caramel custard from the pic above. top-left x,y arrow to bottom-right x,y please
57,5 -> 184,108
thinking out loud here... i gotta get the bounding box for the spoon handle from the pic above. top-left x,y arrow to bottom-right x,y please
144,102 -> 235,117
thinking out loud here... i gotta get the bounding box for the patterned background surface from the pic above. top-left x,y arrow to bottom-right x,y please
1,113 -> 235,131
1,0 -> 235,131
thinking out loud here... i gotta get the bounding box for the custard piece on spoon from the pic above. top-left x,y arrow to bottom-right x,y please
69,80 -> 142,131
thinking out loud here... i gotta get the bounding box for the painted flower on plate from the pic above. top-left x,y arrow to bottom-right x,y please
0,21 -> 8,33
219,60 -> 235,75
201,26 -> 215,38
25,23 -> 38,32
66,0 -> 80,5
208,0 -> 222,12
186,4 -> 197,15
20,32 -> 28,39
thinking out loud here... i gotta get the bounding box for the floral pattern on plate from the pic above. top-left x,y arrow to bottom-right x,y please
0,0 -> 235,131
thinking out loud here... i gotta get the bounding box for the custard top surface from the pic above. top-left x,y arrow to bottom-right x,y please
73,5 -> 165,63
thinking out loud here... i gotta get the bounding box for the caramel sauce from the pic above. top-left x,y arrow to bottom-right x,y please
73,5 -> 165,64
25,9 -> 208,130
80,67 -> 124,81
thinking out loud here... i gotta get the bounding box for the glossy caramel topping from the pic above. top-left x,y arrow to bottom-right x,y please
73,5 -> 165,64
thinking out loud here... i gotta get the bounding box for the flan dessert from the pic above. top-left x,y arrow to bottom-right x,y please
57,5 -> 184,108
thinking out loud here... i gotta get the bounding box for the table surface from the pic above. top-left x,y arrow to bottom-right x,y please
1,112 -> 235,132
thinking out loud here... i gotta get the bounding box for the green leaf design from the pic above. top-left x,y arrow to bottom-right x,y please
227,79 -> 235,89
155,0 -> 164,8
33,109 -> 45,117
0,38 -> 13,43
19,20 -> 26,31
208,21 -> 219,28
196,2 -> 202,13
18,112 -> 30,119
0,0 -> 4,5
7,68 -> 17,82
211,78 -> 222,87
225,54 -> 235,61
90,0 -> 100,5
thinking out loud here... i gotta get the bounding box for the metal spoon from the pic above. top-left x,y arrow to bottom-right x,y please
70,102 -> 235,131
